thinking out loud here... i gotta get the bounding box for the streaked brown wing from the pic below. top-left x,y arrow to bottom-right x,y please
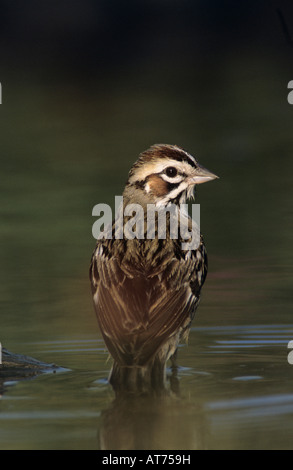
90,241 -> 205,366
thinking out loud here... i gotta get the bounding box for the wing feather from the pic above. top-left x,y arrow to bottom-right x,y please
90,238 -> 206,366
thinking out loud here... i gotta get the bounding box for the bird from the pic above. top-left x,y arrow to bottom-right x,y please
90,144 -> 218,392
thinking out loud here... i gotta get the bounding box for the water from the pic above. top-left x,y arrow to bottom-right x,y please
1,324 -> 293,449
1,37 -> 293,448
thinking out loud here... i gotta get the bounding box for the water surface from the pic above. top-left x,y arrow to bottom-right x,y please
1,321 -> 293,449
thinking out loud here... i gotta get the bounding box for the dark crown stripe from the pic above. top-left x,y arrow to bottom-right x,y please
128,144 -> 197,182
140,144 -> 197,168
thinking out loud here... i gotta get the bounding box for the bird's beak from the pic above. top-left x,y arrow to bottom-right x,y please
187,165 -> 219,185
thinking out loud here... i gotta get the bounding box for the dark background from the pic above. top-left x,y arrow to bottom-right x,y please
0,0 -> 291,70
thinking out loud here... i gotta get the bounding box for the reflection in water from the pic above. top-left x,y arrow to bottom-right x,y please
1,326 -> 293,449
99,366 -> 208,450
97,324 -> 293,450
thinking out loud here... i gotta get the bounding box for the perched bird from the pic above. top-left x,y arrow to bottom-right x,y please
90,144 -> 218,391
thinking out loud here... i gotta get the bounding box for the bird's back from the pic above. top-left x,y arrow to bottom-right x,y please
90,234 -> 207,372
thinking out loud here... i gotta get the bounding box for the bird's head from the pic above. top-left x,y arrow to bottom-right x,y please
123,144 -> 218,207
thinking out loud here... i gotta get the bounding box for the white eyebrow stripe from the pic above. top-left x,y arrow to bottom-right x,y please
129,159 -> 195,183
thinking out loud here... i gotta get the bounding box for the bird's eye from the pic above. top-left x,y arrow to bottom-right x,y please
165,167 -> 177,178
